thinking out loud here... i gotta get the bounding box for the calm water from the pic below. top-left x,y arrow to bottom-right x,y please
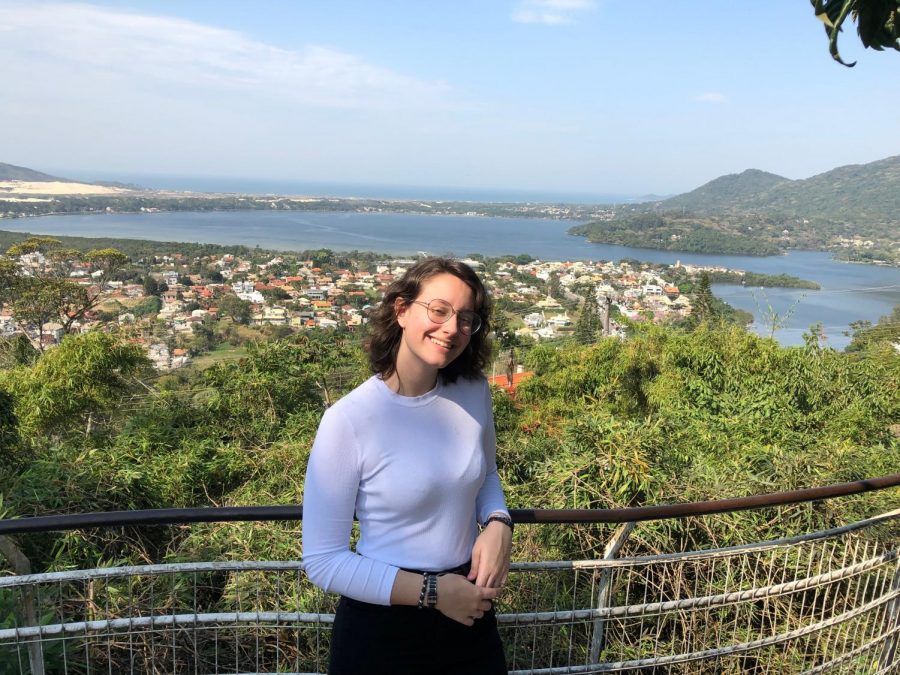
10,210 -> 900,349
58,171 -> 634,204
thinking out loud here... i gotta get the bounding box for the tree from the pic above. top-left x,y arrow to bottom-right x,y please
492,313 -> 521,354
132,295 -> 162,318
188,316 -> 217,354
574,293 -> 602,344
4,236 -> 62,257
2,238 -> 130,348
143,275 -> 160,296
311,249 -> 335,268
261,287 -> 290,304
217,294 -> 252,325
0,389 -> 18,460
813,0 -> 900,66
0,332 -> 150,439
201,335 -> 361,443
0,258 -> 19,305
690,272 -> 717,325
84,248 -> 129,280
9,277 -> 90,348
548,273 -> 561,299
845,303 -> 900,352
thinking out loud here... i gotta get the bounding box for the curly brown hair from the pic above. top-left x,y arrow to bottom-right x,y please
365,257 -> 492,383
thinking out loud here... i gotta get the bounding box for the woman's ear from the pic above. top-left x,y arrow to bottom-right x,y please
394,297 -> 409,329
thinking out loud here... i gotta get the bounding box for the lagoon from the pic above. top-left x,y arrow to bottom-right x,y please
9,210 -> 900,349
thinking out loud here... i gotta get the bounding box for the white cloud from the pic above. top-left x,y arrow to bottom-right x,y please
695,92 -> 729,104
512,0 -> 595,25
0,2 -> 450,110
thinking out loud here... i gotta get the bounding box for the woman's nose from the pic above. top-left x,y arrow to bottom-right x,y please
441,313 -> 460,334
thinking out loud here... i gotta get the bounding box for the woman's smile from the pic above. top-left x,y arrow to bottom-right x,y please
428,335 -> 454,350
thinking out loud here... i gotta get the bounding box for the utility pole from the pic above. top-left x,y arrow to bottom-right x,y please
602,295 -> 611,336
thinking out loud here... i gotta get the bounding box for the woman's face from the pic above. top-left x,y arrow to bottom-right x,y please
394,273 -> 475,376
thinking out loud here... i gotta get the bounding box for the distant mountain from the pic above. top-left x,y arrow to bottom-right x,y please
770,155 -> 900,221
0,162 -> 73,182
95,180 -> 147,190
661,169 -> 791,212
629,193 -> 675,203
657,156 -> 900,222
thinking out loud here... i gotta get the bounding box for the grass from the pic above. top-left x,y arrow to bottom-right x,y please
189,344 -> 248,370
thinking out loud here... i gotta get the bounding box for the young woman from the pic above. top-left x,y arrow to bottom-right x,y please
302,257 -> 513,675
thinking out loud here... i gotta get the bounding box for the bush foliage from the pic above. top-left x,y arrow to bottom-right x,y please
0,321 -> 896,573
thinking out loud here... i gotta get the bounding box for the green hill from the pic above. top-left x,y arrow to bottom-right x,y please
658,155 -> 900,222
765,154 -> 900,221
661,169 -> 791,212
0,162 -> 72,182
568,155 -> 899,262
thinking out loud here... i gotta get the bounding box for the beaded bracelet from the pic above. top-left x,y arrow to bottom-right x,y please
425,573 -> 438,609
485,513 -> 514,533
416,572 -> 428,609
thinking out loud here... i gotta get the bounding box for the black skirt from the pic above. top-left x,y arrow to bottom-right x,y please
328,566 -> 507,675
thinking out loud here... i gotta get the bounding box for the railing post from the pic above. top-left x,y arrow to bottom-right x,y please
878,556 -> 900,669
590,521 -> 635,663
0,535 -> 45,675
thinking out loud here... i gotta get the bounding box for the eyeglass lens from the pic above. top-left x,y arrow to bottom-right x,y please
427,299 -> 480,335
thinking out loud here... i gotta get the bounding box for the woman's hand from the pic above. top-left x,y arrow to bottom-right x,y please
468,520 -> 512,590
436,574 -> 499,626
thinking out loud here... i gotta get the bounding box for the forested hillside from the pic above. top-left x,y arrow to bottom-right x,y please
0,162 -> 70,182
658,169 -> 791,212
570,155 -> 900,264
659,155 -> 900,221
569,213 -> 782,256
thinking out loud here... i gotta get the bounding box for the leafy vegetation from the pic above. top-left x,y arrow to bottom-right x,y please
704,271 -> 820,289
0,315 -> 894,572
570,213 -> 782,256
0,237 -> 131,349
812,0 -> 900,66
0,313 -> 896,671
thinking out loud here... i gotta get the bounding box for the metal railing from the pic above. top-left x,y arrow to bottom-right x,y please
1,475 -> 898,674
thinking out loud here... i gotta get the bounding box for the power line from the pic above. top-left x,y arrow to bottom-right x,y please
713,283 -> 900,299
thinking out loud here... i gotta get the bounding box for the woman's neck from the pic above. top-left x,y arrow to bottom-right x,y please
384,367 -> 438,397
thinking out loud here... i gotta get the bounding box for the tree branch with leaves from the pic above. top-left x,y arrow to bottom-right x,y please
1,237 -> 130,349
813,0 -> 900,65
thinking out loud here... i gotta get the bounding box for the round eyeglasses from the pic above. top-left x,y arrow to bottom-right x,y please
411,298 -> 482,336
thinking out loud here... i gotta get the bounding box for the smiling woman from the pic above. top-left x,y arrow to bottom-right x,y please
302,257 -> 512,675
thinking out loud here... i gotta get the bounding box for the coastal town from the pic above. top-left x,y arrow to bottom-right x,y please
0,239 -> 728,371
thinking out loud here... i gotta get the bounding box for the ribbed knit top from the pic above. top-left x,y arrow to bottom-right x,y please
302,375 -> 508,605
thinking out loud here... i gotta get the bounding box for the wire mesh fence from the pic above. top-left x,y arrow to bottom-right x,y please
1,509 -> 898,674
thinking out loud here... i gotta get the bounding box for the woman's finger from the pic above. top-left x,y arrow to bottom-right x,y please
468,551 -> 480,581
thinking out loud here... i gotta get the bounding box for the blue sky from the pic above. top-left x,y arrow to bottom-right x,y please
3,0 -> 899,197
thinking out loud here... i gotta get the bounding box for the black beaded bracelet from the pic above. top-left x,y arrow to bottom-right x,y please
425,573 -> 438,609
485,514 -> 514,533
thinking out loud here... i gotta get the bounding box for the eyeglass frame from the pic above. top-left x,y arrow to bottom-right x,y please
409,299 -> 483,336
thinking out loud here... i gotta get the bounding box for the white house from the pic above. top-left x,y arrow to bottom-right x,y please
523,312 -> 545,328
548,313 -> 572,327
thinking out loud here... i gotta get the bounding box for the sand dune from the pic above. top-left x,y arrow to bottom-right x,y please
0,180 -> 129,196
